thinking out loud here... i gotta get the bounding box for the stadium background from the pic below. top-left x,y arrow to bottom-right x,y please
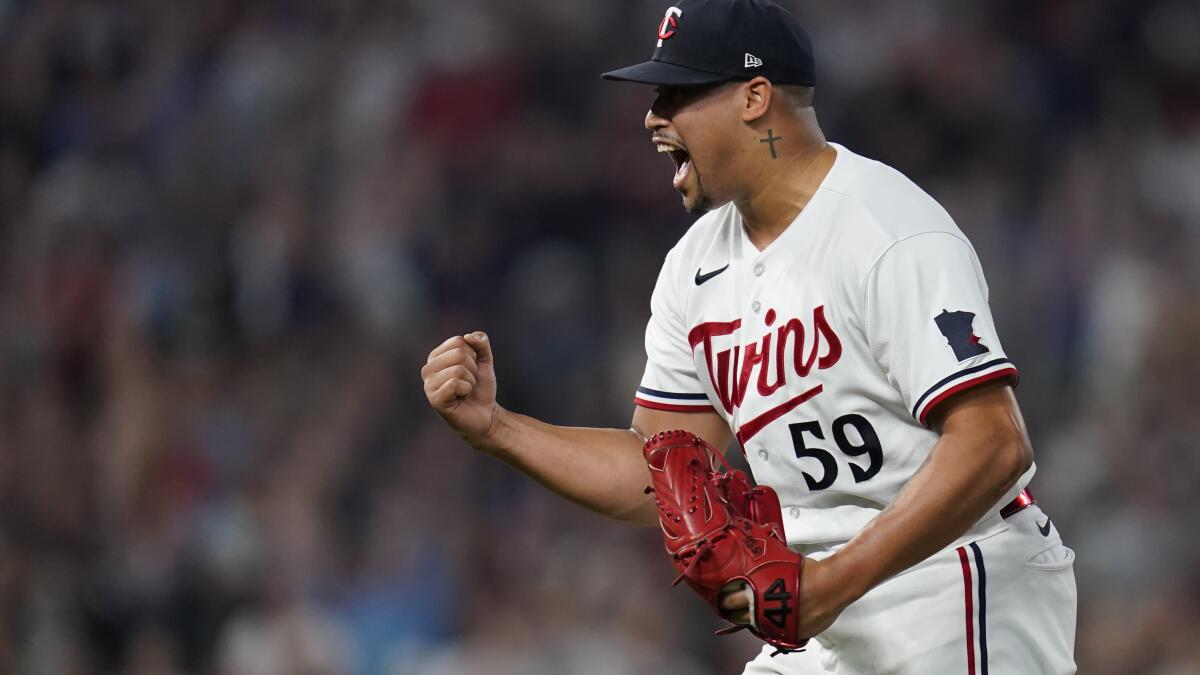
1,0 -> 1198,673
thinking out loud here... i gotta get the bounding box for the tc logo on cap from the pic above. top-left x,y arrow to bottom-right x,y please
657,6 -> 683,47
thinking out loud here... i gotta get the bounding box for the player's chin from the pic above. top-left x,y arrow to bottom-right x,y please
681,192 -> 713,215
679,186 -> 711,215
677,171 -> 715,214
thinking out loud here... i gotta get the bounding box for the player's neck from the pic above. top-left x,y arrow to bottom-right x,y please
736,129 -> 833,252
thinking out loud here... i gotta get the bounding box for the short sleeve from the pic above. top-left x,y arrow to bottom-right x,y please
863,232 -> 1018,427
634,250 -> 714,412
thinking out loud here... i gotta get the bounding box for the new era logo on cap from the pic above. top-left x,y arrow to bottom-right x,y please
745,53 -> 763,68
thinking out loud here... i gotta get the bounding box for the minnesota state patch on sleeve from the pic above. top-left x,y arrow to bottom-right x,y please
934,309 -> 990,362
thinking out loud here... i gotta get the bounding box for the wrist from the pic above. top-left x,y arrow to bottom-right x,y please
476,403 -> 514,455
821,549 -> 875,609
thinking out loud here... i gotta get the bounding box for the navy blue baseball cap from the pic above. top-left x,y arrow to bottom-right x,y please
602,0 -> 815,87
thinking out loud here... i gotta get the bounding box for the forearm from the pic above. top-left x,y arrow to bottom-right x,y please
832,431 -> 1029,599
486,407 -> 659,525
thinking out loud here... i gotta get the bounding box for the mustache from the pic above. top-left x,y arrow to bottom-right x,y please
651,134 -> 686,148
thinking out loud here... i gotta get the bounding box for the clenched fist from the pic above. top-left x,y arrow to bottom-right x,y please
421,331 -> 503,451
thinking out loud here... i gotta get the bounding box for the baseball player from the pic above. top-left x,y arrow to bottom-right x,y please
421,1 -> 1077,673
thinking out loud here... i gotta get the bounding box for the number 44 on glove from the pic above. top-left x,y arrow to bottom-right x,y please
643,430 -> 807,653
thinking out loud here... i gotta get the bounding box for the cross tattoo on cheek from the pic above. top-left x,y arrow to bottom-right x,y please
760,128 -> 782,159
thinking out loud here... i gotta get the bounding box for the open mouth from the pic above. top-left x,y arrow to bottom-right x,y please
655,139 -> 692,188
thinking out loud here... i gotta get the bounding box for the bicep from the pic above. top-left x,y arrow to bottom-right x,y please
929,380 -> 1021,435
631,405 -> 733,455
928,380 -> 1033,472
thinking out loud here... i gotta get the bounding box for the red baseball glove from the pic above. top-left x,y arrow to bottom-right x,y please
643,430 -> 807,652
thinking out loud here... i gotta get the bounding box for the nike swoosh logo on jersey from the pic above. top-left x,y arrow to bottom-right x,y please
694,264 -> 730,286
1037,518 -> 1052,537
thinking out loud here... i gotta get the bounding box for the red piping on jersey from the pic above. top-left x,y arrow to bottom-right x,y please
734,383 -> 823,446
633,397 -> 716,413
917,367 -> 1018,427
957,546 -> 977,675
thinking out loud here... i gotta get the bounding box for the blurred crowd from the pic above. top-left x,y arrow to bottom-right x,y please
1,0 -> 1198,674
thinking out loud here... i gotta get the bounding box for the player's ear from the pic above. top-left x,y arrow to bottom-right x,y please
740,77 -> 772,123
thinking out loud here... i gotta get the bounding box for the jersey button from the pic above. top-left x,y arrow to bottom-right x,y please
751,301 -> 761,313
789,507 -> 801,519
753,263 -> 765,277
757,449 -> 769,461
821,646 -> 838,671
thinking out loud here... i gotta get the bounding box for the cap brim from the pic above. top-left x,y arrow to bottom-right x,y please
601,60 -> 732,86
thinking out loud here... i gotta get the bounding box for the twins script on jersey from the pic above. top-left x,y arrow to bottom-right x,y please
635,143 -> 1028,547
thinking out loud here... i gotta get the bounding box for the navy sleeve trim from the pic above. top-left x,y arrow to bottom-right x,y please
636,386 -> 710,401
910,358 -> 1015,419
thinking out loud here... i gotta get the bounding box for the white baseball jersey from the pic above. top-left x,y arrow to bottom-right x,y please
635,142 -> 1029,547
